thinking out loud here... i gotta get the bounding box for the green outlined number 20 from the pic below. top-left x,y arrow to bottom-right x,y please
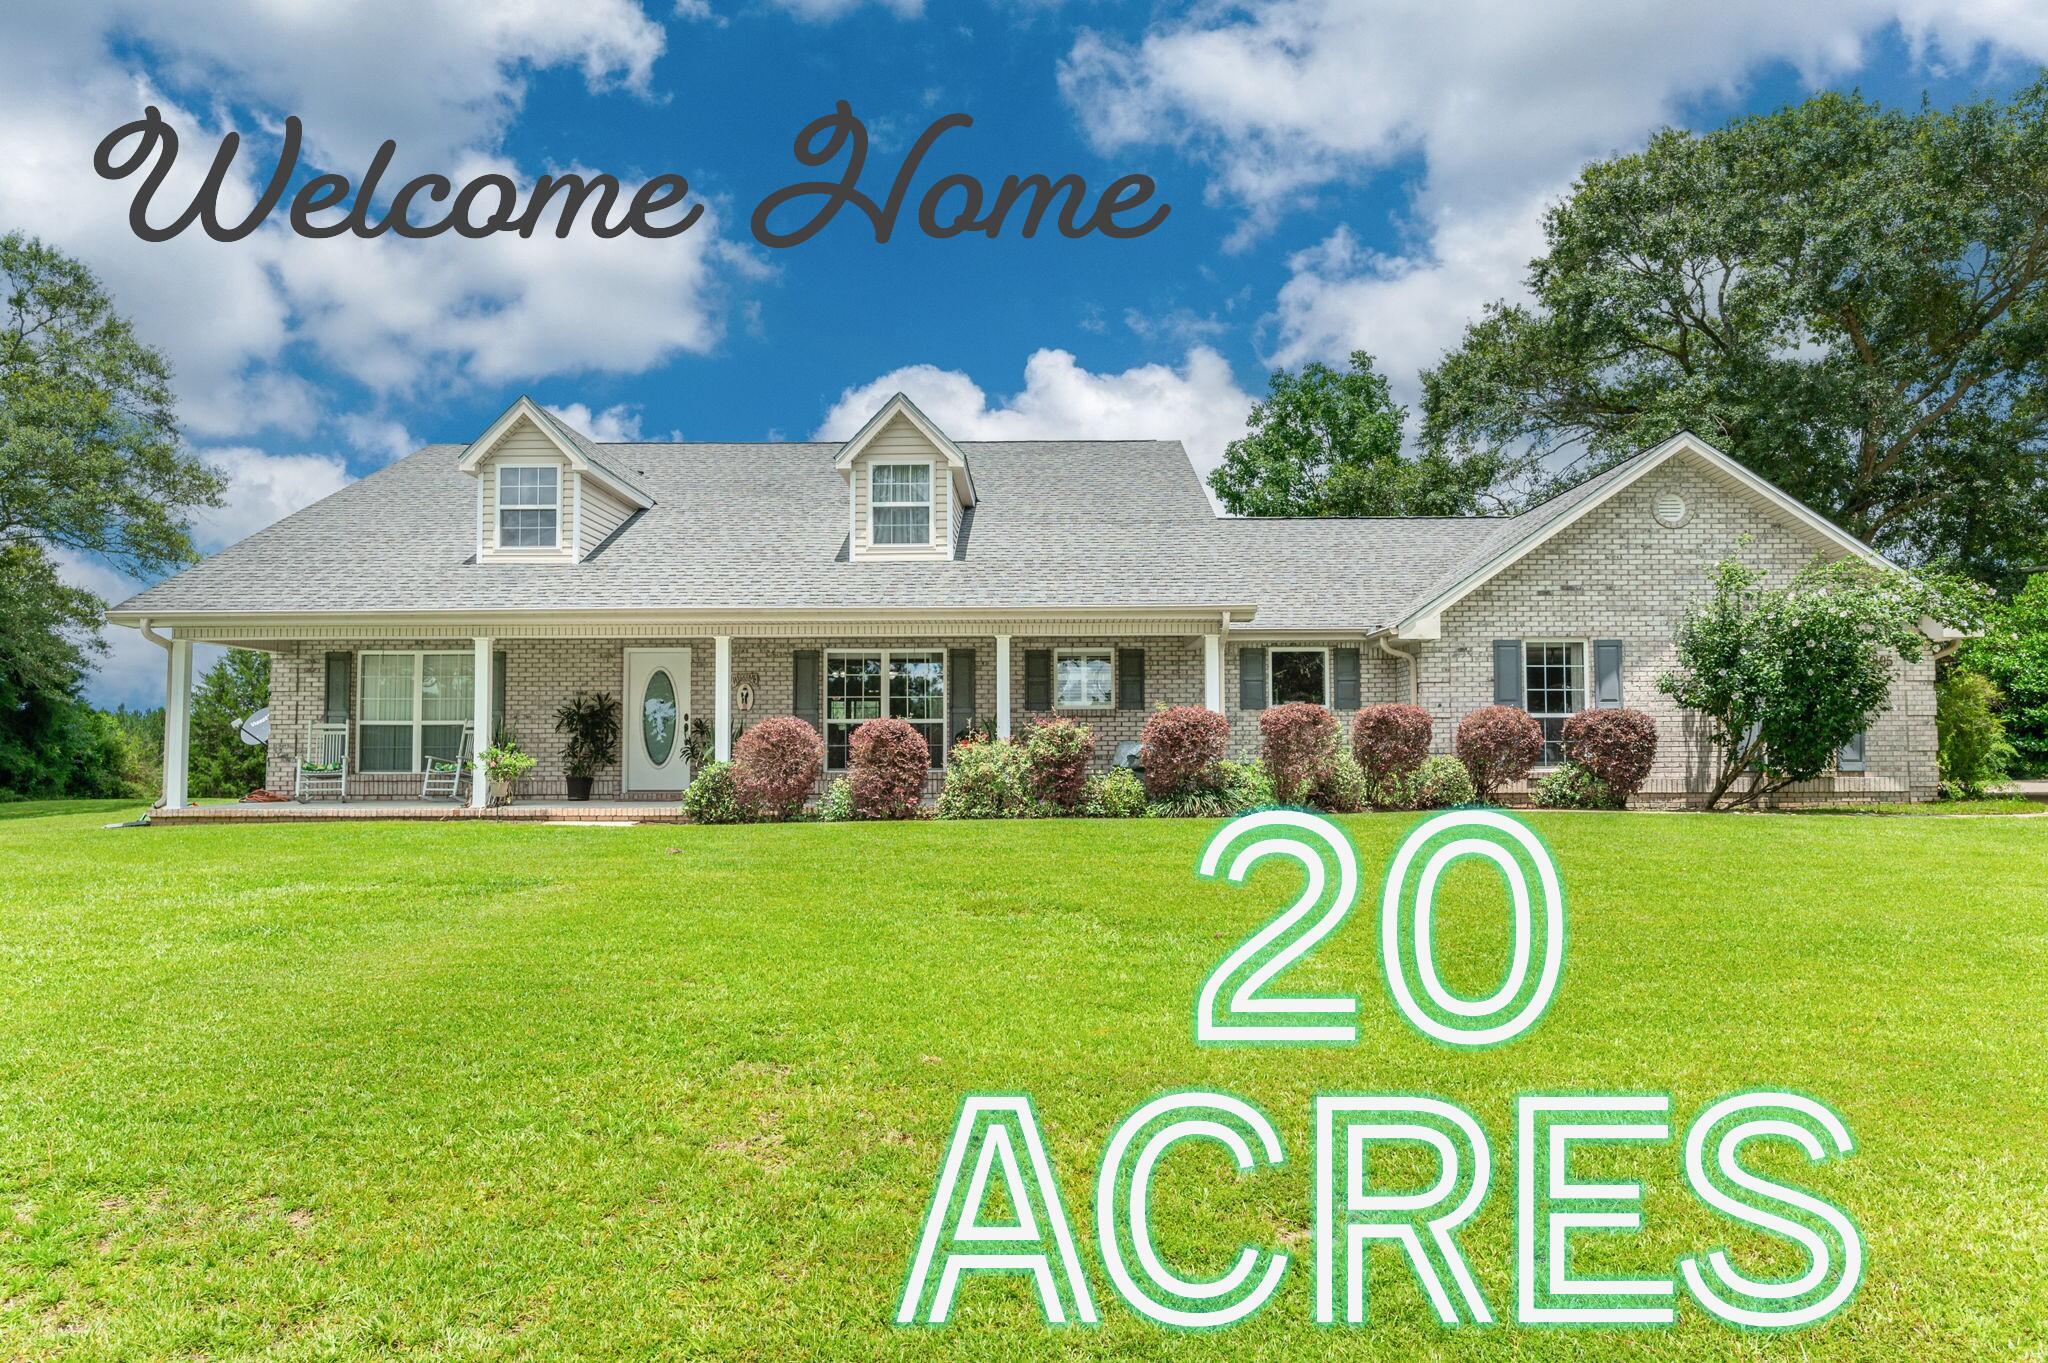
1195,808 -> 1566,1048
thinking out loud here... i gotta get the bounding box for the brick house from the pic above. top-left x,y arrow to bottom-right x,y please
109,393 -> 1952,813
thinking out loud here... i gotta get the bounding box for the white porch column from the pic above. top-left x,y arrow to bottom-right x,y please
471,637 -> 492,808
993,634 -> 1012,739
713,635 -> 733,761
1203,633 -> 1223,712
162,637 -> 193,809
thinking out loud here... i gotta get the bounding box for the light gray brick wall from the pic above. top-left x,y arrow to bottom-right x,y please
1221,642 -> 1404,761
1415,458 -> 1938,804
1003,636 -> 1205,762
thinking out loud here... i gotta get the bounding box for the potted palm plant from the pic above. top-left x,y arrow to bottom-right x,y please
553,690 -> 620,801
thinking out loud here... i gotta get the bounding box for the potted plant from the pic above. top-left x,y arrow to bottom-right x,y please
479,740 -> 537,806
553,690 -> 620,801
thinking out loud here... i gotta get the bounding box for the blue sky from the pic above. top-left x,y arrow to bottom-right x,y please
2,1 -> 2042,706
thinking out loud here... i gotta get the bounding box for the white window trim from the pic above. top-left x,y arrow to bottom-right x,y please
1267,646 -> 1332,707
1053,648 -> 1115,711
867,459 -> 934,549
495,462 -> 563,552
823,648 -> 947,769
356,649 -> 477,773
1521,638 -> 1590,769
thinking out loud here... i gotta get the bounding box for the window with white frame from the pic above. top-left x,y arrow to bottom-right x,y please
358,650 -> 476,772
869,463 -> 931,546
825,650 -> 945,769
1054,650 -> 1113,709
1523,640 -> 1585,765
497,465 -> 560,549
1269,648 -> 1329,706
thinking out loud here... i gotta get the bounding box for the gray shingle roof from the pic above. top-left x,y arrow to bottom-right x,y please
113,438 -> 1598,631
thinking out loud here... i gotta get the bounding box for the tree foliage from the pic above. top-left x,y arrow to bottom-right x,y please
188,649 -> 270,799
1658,555 -> 1985,808
1210,351 -> 1509,517
1959,572 -> 2048,775
1422,81 -> 2048,586
1935,669 -> 2015,797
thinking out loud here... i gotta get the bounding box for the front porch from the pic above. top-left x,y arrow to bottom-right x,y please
148,798 -> 686,825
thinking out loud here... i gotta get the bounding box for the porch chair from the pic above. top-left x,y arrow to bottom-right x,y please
421,727 -> 474,801
295,722 -> 349,802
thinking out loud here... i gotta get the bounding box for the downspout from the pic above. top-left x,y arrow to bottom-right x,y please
1376,633 -> 1419,706
138,618 -> 173,809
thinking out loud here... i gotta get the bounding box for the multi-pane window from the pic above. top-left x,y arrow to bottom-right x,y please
358,651 -> 476,772
1270,648 -> 1329,706
1524,641 -> 1585,764
869,463 -> 931,546
1054,650 -> 1113,709
498,465 -> 560,548
825,650 -> 945,769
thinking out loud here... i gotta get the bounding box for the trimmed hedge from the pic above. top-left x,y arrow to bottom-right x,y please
732,715 -> 824,821
1560,708 -> 1658,807
1454,705 -> 1545,803
1139,705 -> 1228,799
1352,703 -> 1433,804
848,718 -> 928,819
1260,702 -> 1339,805
1023,718 -> 1096,813
1402,755 -> 1476,809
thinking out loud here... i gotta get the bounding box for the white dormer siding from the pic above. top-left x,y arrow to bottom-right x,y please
459,396 -> 653,566
578,475 -> 634,556
475,421 -> 575,563
848,414 -> 953,560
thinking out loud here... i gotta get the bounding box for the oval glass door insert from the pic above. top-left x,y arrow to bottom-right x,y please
642,669 -> 678,764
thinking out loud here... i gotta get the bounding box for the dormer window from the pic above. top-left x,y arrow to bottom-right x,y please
870,463 -> 931,546
498,465 -> 560,549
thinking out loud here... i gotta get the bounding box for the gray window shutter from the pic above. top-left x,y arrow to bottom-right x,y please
792,650 -> 822,732
491,650 -> 507,741
323,652 -> 350,723
1837,729 -> 1867,772
1024,649 -> 1052,712
1593,639 -> 1624,709
1239,647 -> 1266,711
1117,648 -> 1145,710
946,648 -> 976,737
1332,647 -> 1361,710
1492,640 -> 1523,707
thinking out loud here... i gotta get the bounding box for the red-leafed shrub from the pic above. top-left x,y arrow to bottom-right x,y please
848,717 -> 930,819
1351,704 -> 1433,804
732,715 -> 824,821
1023,717 -> 1096,813
1454,705 -> 1546,802
1139,705 -> 1229,799
1260,702 -> 1339,804
1561,708 -> 1659,806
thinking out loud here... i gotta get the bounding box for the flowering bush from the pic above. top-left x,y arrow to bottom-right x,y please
938,739 -> 1033,819
1560,707 -> 1659,807
1309,750 -> 1370,813
848,717 -> 929,819
1352,703 -> 1433,806
1023,718 -> 1096,812
1082,766 -> 1148,817
816,776 -> 854,822
1139,705 -> 1229,798
681,760 -> 745,824
1532,761 -> 1613,810
1454,705 -> 1546,802
1401,755 -> 1477,809
1260,702 -> 1339,804
731,715 -> 824,821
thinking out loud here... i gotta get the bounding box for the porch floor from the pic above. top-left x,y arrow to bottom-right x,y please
149,799 -> 687,825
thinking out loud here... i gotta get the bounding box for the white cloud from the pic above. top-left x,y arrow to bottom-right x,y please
766,0 -> 925,20
546,401 -> 651,443
189,447 -> 355,550
53,551 -> 223,710
340,415 -> 421,462
816,346 -> 1254,483
1063,1 -> 2048,385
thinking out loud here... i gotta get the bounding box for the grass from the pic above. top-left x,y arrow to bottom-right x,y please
1788,796 -> 2042,816
0,800 -> 2043,1361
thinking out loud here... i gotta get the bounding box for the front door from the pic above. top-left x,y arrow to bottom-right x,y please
624,648 -> 692,793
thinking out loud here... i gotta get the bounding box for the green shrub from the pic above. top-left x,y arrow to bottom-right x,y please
1399,755 -> 1477,810
682,761 -> 746,824
938,739 -> 1035,819
1936,670 -> 2015,798
1022,718 -> 1095,812
1309,750 -> 1369,813
1961,573 -> 2048,776
1531,761 -> 1617,810
1082,766 -> 1147,817
816,777 -> 854,822
1146,759 -> 1274,818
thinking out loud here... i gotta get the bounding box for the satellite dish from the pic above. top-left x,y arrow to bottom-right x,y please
237,707 -> 270,745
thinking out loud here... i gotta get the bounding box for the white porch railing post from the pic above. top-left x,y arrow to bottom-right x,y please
993,634 -> 1012,740
471,637 -> 492,809
713,635 -> 733,762
1203,632 -> 1223,713
163,637 -> 193,809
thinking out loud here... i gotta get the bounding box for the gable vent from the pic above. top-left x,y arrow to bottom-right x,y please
1653,490 -> 1688,528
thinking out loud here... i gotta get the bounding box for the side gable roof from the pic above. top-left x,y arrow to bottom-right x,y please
831,392 -> 977,504
1390,431 -> 1893,638
456,396 -> 654,509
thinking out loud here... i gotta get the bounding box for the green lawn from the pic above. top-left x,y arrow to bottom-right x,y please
1,801 -> 2044,1361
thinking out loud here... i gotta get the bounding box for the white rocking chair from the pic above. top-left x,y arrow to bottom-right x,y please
421,728 -> 474,800
296,722 -> 349,801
